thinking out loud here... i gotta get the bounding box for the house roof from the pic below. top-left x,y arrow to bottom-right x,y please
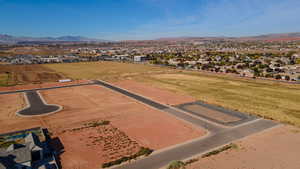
0,145 -> 31,169
25,133 -> 42,151
0,133 -> 43,168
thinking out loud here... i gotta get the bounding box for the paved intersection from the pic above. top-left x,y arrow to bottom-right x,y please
93,80 -> 278,169
0,80 -> 279,169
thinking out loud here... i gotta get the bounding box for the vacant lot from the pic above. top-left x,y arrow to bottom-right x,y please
2,62 -> 299,127
0,79 -> 90,92
40,85 -> 204,149
131,72 -> 300,127
0,93 -> 43,133
185,125 -> 300,169
55,123 -> 141,169
113,80 -> 196,105
0,64 -> 66,86
43,62 -> 300,127
0,85 -> 204,169
44,62 -> 173,81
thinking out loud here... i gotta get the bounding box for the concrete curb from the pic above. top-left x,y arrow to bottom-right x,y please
15,91 -> 63,117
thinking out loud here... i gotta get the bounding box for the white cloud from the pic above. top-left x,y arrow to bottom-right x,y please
112,0 -> 300,40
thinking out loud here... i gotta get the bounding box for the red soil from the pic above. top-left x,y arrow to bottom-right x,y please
0,80 -> 91,92
0,84 -> 205,169
39,85 -> 204,149
113,80 -> 196,105
55,124 -> 141,169
0,93 -> 43,133
186,125 -> 300,169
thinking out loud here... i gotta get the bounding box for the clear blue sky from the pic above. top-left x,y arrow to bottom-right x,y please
0,0 -> 299,40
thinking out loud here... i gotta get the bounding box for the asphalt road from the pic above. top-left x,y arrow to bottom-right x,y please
176,101 -> 257,126
0,80 -> 279,168
114,119 -> 276,169
94,80 -> 278,169
16,91 -> 61,116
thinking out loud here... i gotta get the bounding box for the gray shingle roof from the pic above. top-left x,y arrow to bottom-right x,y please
0,133 -> 43,168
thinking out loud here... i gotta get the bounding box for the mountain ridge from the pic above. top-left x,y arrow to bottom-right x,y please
156,32 -> 300,41
0,34 -> 108,44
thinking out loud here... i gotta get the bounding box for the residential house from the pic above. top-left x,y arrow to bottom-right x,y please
0,130 -> 58,169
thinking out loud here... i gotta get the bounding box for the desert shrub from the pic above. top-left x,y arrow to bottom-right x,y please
136,147 -> 153,156
202,143 -> 237,158
184,158 -> 198,165
102,147 -> 154,168
89,120 -> 110,127
84,120 -> 110,128
167,160 -> 186,169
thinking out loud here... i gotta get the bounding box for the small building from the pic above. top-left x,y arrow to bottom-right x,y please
133,56 -> 147,62
58,79 -> 72,83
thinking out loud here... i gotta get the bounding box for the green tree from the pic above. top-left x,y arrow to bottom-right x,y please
285,75 -> 290,81
265,73 -> 273,78
275,74 -> 282,80
252,67 -> 261,77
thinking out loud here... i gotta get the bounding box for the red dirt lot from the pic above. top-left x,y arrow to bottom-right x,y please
0,84 -> 205,169
55,123 -> 141,169
39,85 -> 204,149
0,80 -> 91,92
186,125 -> 300,169
0,93 -> 43,133
113,80 -> 196,105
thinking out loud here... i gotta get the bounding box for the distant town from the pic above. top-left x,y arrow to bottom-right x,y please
1,33 -> 300,169
1,33 -> 300,82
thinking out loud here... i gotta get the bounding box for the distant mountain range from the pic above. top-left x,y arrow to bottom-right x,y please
1,32 -> 300,44
0,34 -> 108,44
156,32 -> 300,42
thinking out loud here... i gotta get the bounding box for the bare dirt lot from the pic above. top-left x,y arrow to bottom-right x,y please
39,85 -> 204,148
183,104 -> 241,123
113,80 -> 196,105
0,93 -> 48,133
186,125 -> 300,169
54,123 -> 141,169
0,64 -> 67,86
0,79 -> 90,92
0,84 -> 205,169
